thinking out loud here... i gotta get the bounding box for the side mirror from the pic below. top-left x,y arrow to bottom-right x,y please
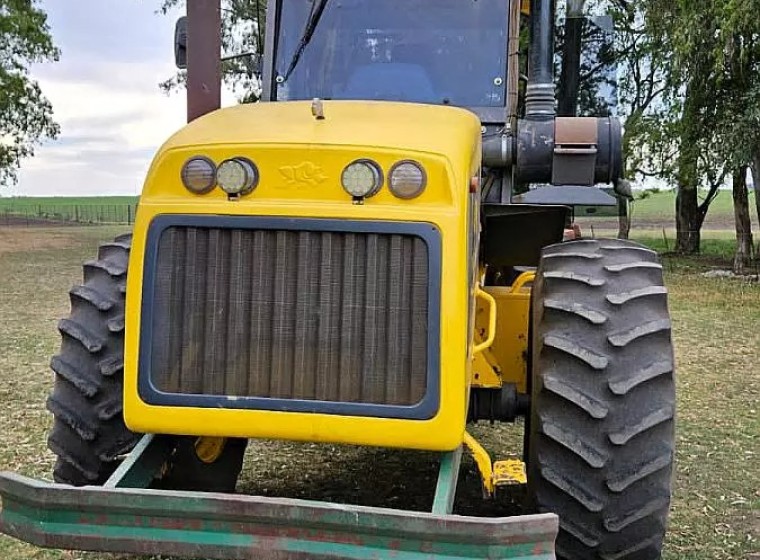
174,16 -> 188,70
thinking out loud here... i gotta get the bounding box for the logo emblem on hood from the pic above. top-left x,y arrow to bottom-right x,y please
278,162 -> 328,188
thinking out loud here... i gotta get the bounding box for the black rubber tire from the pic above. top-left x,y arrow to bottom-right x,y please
527,239 -> 675,560
47,234 -> 140,485
47,234 -> 246,491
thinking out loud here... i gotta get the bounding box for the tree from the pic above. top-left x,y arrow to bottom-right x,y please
631,1 -> 760,259
159,0 -> 266,102
0,0 -> 60,185
646,0 -> 760,270
607,0 -> 670,239
557,1 -> 678,240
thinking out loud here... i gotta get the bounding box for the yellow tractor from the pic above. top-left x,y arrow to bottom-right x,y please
0,1 -> 675,559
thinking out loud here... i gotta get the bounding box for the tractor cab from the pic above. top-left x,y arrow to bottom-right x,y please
270,0 -> 509,113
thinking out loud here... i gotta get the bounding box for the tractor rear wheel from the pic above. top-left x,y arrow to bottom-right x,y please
527,239 -> 675,560
47,234 -> 246,491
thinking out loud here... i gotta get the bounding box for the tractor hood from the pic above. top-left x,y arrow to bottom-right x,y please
141,100 -> 482,206
162,100 -> 482,158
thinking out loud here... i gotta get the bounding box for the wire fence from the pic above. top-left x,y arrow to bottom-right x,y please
0,204 -> 137,226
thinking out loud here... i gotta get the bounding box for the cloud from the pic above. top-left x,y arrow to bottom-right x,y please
9,0 -> 234,197
12,61 -> 186,196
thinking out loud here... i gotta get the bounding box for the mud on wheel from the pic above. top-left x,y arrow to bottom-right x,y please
47,235 -> 245,490
527,239 -> 676,560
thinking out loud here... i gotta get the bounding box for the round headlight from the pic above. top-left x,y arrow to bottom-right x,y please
216,158 -> 259,196
181,157 -> 216,194
389,161 -> 426,199
341,160 -> 382,198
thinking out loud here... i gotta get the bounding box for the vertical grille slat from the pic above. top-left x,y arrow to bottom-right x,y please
409,238 -> 429,401
338,234 -> 356,401
182,228 -> 206,394
150,225 -> 429,407
361,234 -> 380,403
315,233 -> 333,401
293,232 -> 318,400
385,236 -> 404,404
226,230 -> 250,396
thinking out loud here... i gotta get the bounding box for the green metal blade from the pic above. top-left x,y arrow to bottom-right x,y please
0,472 -> 557,559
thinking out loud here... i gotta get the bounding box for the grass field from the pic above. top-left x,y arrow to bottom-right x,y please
0,225 -> 757,559
577,189 -> 759,239
631,189 -> 743,223
0,197 -> 138,225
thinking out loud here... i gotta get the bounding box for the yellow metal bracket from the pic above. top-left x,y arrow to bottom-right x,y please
463,432 -> 495,496
510,271 -> 536,294
472,348 -> 502,388
463,433 -> 527,498
493,459 -> 527,487
473,289 -> 497,355
477,271 -> 536,393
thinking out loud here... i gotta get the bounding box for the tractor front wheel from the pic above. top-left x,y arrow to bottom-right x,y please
46,234 -> 246,492
527,239 -> 676,560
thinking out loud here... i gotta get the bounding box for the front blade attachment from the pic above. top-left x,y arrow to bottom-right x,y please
0,472 -> 557,560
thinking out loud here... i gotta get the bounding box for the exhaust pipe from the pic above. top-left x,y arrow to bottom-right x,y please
186,0 -> 222,122
483,0 -> 557,170
525,0 -> 556,120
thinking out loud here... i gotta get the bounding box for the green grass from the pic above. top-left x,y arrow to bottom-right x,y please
579,189 -> 758,236
630,189 -> 744,222
0,226 -> 757,559
0,197 -> 139,224
637,188 -> 756,222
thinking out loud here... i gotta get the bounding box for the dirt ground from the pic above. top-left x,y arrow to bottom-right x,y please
0,225 -> 757,560
0,214 -> 80,228
0,227 -> 80,257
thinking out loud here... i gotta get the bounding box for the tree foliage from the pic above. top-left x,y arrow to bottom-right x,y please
159,0 -> 266,102
0,0 -> 60,185
639,1 -> 759,262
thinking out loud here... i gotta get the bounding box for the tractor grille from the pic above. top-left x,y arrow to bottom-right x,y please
148,225 -> 430,407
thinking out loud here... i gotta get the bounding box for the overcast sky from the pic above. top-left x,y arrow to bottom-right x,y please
11,1 -> 235,197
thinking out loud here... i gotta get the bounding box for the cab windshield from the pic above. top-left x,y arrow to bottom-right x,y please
274,0 -> 509,108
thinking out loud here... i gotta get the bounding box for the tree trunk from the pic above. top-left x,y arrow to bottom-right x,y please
752,154 -> 760,258
732,166 -> 754,275
675,78 -> 701,255
676,185 -> 700,254
617,197 -> 631,239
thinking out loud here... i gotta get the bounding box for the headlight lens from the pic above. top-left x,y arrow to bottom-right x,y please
181,157 -> 216,194
389,161 -> 426,199
341,160 -> 382,198
217,158 -> 259,196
